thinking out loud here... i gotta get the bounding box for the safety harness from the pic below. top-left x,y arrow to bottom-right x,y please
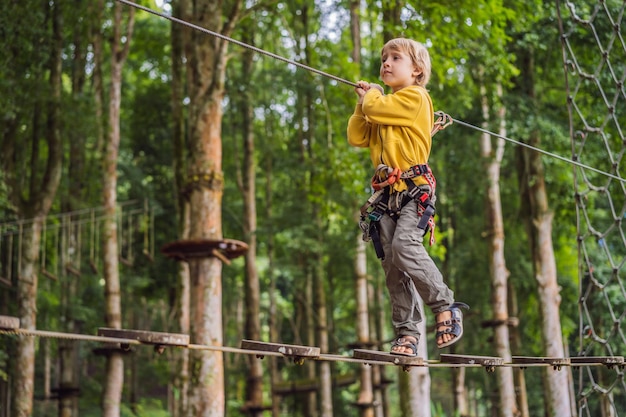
359,163 -> 437,260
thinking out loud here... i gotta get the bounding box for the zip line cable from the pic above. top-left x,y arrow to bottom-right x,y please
116,0 -> 625,184
115,0 -> 357,88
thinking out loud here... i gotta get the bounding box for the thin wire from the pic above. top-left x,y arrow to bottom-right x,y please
450,117 -> 626,183
115,0 -> 626,185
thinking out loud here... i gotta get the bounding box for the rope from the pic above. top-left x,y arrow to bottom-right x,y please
115,0 -> 357,88
0,327 -> 620,369
450,117 -> 626,184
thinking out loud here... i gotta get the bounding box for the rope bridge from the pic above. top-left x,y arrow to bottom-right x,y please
0,316 -> 623,374
558,1 -> 626,415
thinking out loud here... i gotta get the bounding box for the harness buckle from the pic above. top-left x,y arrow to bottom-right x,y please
368,211 -> 384,222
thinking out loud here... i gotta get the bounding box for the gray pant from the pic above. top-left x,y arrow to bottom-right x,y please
378,198 -> 454,340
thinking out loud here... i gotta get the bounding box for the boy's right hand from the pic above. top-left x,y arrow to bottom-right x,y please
355,80 -> 383,103
355,80 -> 370,103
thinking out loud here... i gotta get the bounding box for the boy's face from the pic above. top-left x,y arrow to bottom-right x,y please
380,48 -> 419,93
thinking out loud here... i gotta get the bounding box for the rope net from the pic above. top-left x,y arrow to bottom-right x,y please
559,1 -> 626,415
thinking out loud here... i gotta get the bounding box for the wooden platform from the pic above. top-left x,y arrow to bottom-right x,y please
440,354 -> 504,372
353,349 -> 424,371
511,356 -> 570,370
240,339 -> 320,363
0,315 -> 19,330
97,328 -> 190,350
161,238 -> 248,264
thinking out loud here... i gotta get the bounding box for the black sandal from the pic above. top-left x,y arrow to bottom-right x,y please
390,336 -> 419,357
436,302 -> 469,349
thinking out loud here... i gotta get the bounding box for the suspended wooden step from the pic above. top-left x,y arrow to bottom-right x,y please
0,315 -> 19,330
511,356 -> 570,370
161,238 -> 248,265
439,354 -> 503,372
570,356 -> 625,369
240,339 -> 320,364
97,328 -> 189,353
353,349 -> 424,372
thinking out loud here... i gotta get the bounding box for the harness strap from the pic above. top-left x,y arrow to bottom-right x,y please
360,164 -> 438,254
406,180 -> 436,246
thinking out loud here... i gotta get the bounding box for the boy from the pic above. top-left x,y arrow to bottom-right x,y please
347,38 -> 467,356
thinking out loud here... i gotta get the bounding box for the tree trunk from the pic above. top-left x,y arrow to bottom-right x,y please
101,4 -> 134,417
515,45 -> 574,417
171,0 -> 191,415
518,140 -> 573,417
263,134 -> 281,417
237,31 -> 264,416
355,236 -> 374,417
349,4 -> 374,416
11,1 -> 64,415
59,4 -> 90,414
480,82 -> 518,417
372,277 -> 388,417
185,1 -> 241,414
314,251 -> 332,417
509,282 -> 530,417
14,221 -> 45,417
398,297 -> 430,417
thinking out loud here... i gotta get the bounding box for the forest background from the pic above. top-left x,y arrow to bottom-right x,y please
0,0 -> 619,416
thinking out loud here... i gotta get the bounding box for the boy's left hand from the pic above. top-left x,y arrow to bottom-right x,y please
368,83 -> 384,94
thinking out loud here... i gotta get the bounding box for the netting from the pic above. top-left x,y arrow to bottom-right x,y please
558,1 -> 626,415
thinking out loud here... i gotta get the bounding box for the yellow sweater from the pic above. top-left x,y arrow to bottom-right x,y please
347,85 -> 434,191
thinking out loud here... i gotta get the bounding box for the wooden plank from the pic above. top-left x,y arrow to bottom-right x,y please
0,315 -> 20,330
440,354 -> 504,367
353,349 -> 424,366
240,339 -> 320,358
569,356 -> 624,366
511,356 -> 570,367
97,328 -> 189,347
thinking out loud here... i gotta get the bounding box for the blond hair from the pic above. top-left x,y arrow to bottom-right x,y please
381,38 -> 431,87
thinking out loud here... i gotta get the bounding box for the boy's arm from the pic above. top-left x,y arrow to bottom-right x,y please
347,103 -> 372,148
362,87 -> 430,127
